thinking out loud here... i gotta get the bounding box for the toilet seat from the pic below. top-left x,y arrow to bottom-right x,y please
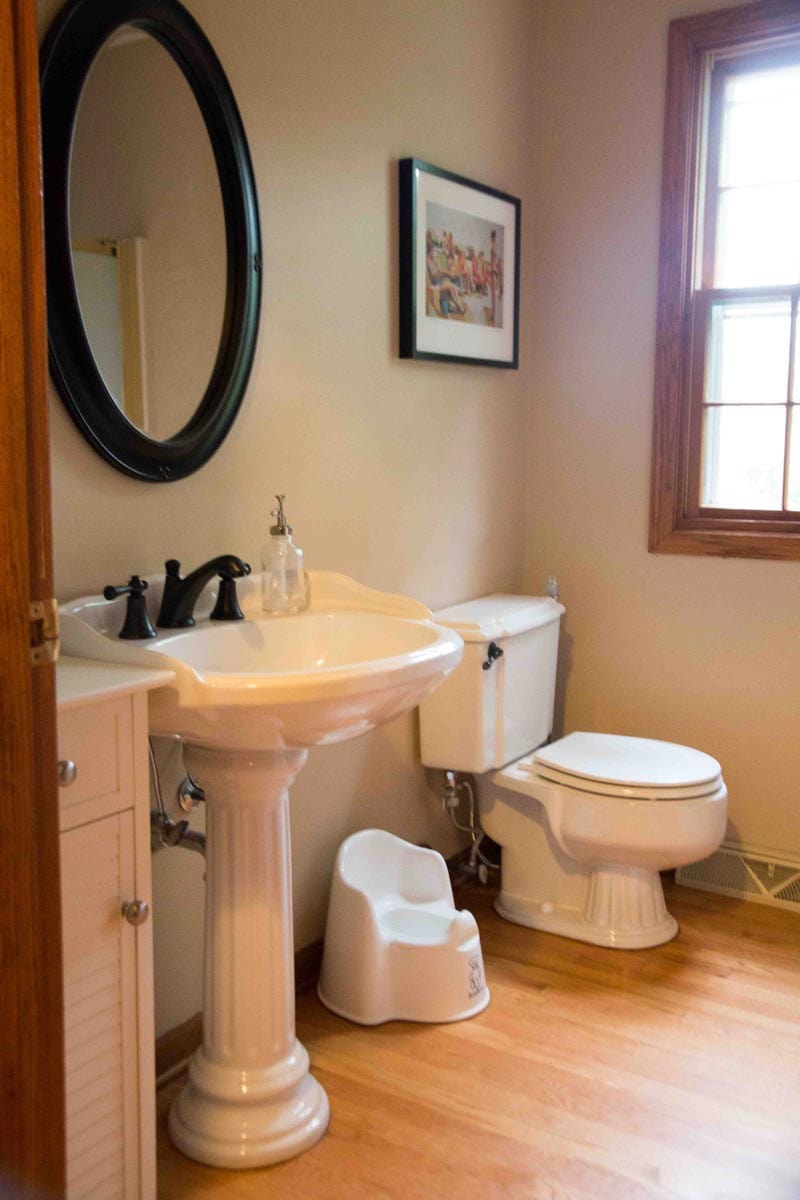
524,760 -> 722,800
512,731 -> 723,802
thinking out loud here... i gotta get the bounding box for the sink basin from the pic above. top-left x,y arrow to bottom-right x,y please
59,571 -> 463,1170
61,571 -> 463,750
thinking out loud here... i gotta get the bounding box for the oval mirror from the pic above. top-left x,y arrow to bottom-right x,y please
40,0 -> 262,482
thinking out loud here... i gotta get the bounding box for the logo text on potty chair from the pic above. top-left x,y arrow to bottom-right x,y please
468,954 -> 485,998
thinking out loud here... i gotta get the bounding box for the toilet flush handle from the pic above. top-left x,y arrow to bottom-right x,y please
482,642 -> 504,671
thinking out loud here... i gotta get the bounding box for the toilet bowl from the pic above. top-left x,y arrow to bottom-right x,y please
419,595 -> 728,950
481,732 -> 727,948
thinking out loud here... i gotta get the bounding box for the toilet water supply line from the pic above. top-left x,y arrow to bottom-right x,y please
149,739 -> 206,857
442,771 -> 500,882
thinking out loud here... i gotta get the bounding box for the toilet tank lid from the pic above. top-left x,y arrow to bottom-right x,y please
433,594 -> 565,643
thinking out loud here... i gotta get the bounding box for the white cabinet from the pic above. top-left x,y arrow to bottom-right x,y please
61,812 -> 143,1199
57,661 -> 172,1200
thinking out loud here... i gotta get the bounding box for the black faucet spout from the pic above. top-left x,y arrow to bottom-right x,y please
157,555 -> 251,628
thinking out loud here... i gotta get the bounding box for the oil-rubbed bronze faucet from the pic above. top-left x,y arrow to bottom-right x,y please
157,556 -> 251,628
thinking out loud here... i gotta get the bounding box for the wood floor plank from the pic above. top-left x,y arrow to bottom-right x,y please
157,881 -> 800,1200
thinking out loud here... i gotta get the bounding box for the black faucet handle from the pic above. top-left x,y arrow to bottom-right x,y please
103,574 -> 149,601
210,571 -> 247,621
103,576 -> 157,639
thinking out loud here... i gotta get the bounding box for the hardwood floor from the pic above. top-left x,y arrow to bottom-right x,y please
157,881 -> 800,1199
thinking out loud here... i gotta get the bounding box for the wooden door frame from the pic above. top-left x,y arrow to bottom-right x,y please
0,0 -> 65,1194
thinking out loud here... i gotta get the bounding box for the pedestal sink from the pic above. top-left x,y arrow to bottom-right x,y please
60,572 -> 463,1169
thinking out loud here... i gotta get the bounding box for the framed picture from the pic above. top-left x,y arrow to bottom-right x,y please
399,158 -> 520,368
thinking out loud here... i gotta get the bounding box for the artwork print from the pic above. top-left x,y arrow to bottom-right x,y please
399,159 -> 520,368
425,203 -> 505,329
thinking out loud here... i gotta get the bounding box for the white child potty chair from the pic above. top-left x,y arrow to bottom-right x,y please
319,829 -> 489,1024
419,595 -> 728,950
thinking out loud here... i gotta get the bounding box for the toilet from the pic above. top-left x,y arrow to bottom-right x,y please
419,595 -> 727,949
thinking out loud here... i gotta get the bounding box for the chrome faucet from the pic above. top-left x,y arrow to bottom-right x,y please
157,556 -> 251,628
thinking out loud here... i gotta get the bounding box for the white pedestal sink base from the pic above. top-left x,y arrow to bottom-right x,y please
169,1045 -> 329,1169
168,744 -> 330,1169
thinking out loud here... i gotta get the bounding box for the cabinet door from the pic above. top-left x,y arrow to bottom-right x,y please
61,811 -> 141,1200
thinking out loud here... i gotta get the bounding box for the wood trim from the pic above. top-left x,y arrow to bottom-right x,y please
0,0 -> 64,1193
670,0 -> 800,51
118,238 -> 147,429
156,938 -> 326,1081
649,0 -> 800,560
699,54 -> 724,291
649,14 -> 703,554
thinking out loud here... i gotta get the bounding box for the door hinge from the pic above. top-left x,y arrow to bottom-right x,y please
30,598 -> 60,666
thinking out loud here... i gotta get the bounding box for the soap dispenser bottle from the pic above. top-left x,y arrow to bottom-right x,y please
261,494 -> 309,614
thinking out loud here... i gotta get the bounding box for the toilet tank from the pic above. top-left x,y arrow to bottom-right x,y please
420,595 -> 564,773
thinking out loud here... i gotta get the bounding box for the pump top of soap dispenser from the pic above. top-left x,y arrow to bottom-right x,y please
270,494 -> 292,535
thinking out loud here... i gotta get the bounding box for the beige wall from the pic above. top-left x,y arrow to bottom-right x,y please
39,0 -> 536,1033
526,0 -> 800,860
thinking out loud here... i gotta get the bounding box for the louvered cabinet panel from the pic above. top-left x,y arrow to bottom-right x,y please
57,677 -> 160,1200
61,812 -> 139,1200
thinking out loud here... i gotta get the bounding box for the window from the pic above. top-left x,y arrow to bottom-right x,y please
650,1 -> 800,559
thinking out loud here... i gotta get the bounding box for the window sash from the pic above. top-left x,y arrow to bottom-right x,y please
686,285 -> 800,522
649,1 -> 800,559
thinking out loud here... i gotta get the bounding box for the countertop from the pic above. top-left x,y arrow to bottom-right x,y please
56,655 -> 175,711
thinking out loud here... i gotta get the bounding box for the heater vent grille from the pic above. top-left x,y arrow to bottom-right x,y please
774,875 -> 800,904
676,847 -> 800,912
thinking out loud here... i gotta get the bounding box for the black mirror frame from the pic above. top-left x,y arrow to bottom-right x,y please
40,0 -> 262,482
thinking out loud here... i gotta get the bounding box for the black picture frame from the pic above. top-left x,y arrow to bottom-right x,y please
399,158 -> 520,369
40,0 -> 262,482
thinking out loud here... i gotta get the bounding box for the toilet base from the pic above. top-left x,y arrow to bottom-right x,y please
495,865 -> 679,950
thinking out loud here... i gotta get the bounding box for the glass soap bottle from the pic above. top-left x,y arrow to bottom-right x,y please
261,494 -> 309,614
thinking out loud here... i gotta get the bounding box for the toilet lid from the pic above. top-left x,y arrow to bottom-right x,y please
531,732 -> 722,800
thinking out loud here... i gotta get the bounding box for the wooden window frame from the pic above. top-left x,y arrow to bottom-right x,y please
649,0 -> 800,560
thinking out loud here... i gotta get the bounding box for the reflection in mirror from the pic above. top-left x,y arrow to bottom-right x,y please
69,25 -> 226,440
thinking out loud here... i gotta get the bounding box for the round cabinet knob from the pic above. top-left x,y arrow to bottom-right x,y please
57,760 -> 77,787
121,899 -> 150,926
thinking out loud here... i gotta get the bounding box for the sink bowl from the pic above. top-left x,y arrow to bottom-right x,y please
59,570 -> 464,1170
60,571 -> 463,750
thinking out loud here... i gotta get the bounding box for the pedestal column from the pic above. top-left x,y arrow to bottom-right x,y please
168,744 -> 330,1168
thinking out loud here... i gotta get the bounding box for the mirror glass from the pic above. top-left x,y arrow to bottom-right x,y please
69,25 -> 226,440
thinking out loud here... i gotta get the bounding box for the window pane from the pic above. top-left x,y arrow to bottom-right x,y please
715,184 -> 800,286
788,409 -> 800,511
721,69 -> 800,188
702,405 -> 786,509
706,300 -> 791,405
727,64 -> 800,105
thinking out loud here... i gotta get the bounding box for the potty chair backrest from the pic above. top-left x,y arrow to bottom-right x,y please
337,829 -> 453,906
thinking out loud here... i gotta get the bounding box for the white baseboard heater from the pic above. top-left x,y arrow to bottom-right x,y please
676,843 -> 800,912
